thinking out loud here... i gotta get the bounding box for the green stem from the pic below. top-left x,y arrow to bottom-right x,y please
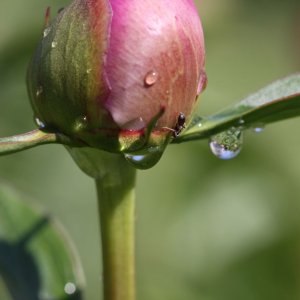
67,148 -> 137,300
0,129 -> 81,155
96,166 -> 136,300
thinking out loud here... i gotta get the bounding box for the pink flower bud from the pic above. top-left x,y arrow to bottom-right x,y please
27,0 -> 206,153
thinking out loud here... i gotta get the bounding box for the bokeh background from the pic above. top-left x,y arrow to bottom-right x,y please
1,0 -> 300,299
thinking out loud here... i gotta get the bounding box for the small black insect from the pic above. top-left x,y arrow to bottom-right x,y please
173,112 -> 186,138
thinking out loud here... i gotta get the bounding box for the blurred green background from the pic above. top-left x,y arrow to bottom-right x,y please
1,0 -> 300,299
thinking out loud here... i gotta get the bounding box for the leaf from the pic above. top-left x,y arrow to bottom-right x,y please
0,181 -> 85,300
175,73 -> 300,143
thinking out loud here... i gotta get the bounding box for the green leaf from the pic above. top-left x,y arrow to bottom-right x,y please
0,181 -> 85,300
175,73 -> 300,143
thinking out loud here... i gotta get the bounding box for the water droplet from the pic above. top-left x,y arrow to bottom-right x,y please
43,27 -> 51,38
144,70 -> 158,87
51,41 -> 58,48
36,86 -> 43,97
122,117 -> 145,131
251,123 -> 265,133
186,114 -> 206,130
124,146 -> 164,169
86,68 -> 92,74
74,116 -> 88,132
238,118 -> 245,125
64,282 -> 76,295
34,117 -> 46,129
209,127 -> 243,160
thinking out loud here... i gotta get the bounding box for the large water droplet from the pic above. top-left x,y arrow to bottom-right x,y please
209,127 -> 243,160
43,27 -> 51,38
34,117 -> 46,129
64,282 -> 76,295
51,41 -> 58,48
122,117 -> 145,131
124,146 -> 164,169
144,70 -> 158,87
36,86 -> 43,97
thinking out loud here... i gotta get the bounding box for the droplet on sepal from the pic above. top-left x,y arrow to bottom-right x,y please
122,117 -> 146,131
36,86 -> 43,97
238,118 -> 245,126
124,146 -> 165,169
74,116 -> 88,132
144,70 -> 158,87
43,27 -> 51,38
34,117 -> 46,129
51,41 -> 58,48
209,127 -> 243,160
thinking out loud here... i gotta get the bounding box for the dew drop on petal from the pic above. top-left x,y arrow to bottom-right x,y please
51,41 -> 58,48
209,127 -> 243,160
144,70 -> 158,87
64,282 -> 76,295
43,27 -> 51,38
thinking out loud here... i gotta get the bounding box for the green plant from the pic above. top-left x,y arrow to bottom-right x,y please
0,1 -> 299,300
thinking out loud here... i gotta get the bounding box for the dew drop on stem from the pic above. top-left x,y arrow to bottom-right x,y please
209,127 -> 243,160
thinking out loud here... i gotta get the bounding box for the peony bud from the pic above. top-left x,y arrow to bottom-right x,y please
27,0 -> 206,153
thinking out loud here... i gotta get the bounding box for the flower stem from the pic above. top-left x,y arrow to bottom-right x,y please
95,162 -> 136,300
67,148 -> 137,300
